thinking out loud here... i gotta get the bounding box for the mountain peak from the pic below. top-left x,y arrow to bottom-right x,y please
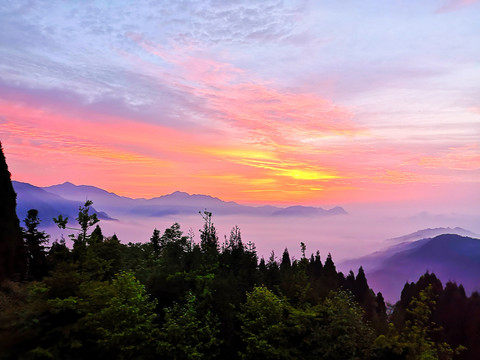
169,190 -> 190,197
58,181 -> 76,187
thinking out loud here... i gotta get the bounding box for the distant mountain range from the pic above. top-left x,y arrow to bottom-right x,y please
13,181 -> 347,225
14,181 -> 116,225
387,227 -> 478,243
341,230 -> 480,302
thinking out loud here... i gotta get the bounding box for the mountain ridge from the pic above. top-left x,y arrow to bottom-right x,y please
13,180 -> 348,220
13,181 -> 116,225
341,232 -> 480,302
388,227 -> 478,243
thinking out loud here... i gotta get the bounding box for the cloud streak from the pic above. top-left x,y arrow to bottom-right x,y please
435,0 -> 479,13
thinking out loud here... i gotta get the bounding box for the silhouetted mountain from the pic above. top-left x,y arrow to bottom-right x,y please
272,205 -> 347,217
43,182 -> 138,213
24,181 -> 347,218
134,190 -> 255,216
388,227 -> 478,243
342,233 -> 480,302
13,181 -> 115,226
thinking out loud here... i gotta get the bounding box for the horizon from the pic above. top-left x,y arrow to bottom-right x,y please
12,176 -> 480,265
1,1 -> 479,209
12,179 -> 480,216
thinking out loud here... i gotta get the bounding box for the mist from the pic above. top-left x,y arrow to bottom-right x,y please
42,204 -> 480,267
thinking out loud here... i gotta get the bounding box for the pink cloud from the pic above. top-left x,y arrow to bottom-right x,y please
435,0 -> 479,13
129,35 -> 362,150
419,144 -> 480,171
3,33 -> 477,206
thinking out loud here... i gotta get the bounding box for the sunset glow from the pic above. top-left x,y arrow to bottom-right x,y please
0,0 -> 479,208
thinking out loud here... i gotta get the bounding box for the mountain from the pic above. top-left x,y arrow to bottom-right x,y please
34,181 -> 347,218
341,233 -> 480,302
272,205 -> 347,217
388,227 -> 478,243
43,182 -> 138,213
13,181 -> 115,226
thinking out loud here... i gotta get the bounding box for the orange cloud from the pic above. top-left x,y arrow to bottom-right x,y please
373,170 -> 432,184
419,145 -> 480,171
0,96 -> 346,203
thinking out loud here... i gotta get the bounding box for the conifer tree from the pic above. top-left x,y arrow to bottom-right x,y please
88,224 -> 104,245
23,209 -> 49,280
150,228 -> 161,255
280,248 -> 291,272
199,211 -> 219,254
323,253 -> 337,277
0,142 -> 26,281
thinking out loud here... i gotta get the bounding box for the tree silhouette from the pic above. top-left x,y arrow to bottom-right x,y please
0,142 -> 26,281
22,209 -> 49,280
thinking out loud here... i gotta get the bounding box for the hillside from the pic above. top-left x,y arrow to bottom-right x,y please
13,181 -> 114,225
342,233 -> 480,302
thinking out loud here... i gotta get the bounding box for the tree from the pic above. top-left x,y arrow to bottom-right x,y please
89,224 -> 104,245
292,290 -> 375,359
150,228 -> 161,255
238,286 -> 290,360
158,292 -> 221,359
226,225 -> 243,251
76,200 -> 99,244
0,142 -> 26,281
82,272 -> 159,359
280,248 -> 291,272
53,200 -> 99,259
22,209 -> 49,280
300,242 -> 306,259
323,253 -> 336,277
401,285 -> 457,360
199,211 -> 218,254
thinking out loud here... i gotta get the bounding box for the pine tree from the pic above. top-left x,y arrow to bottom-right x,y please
88,224 -> 104,245
150,228 -> 161,255
199,211 -> 219,255
22,209 -> 49,280
0,142 -> 26,281
323,253 -> 336,277
280,248 -> 291,272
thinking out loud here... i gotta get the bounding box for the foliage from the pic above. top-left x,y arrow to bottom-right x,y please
22,209 -> 49,280
158,292 -> 221,359
81,271 -> 159,359
0,141 -> 26,281
238,286 -> 289,359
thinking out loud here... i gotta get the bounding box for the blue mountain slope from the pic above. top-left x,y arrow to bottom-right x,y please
43,182 -> 138,213
342,234 -> 480,302
388,227 -> 478,242
13,181 -> 115,225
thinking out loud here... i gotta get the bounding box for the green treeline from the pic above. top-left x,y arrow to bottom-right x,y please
1,203 -> 480,360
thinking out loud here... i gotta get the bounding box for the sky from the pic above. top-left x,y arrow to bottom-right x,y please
1,0 -> 479,209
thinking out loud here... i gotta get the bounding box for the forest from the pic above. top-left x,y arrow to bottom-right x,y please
1,145 -> 480,360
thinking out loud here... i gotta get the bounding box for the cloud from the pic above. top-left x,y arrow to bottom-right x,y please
435,0 -> 479,13
131,35 -> 361,147
1,1 -> 479,205
171,0 -> 306,45
419,145 -> 480,171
